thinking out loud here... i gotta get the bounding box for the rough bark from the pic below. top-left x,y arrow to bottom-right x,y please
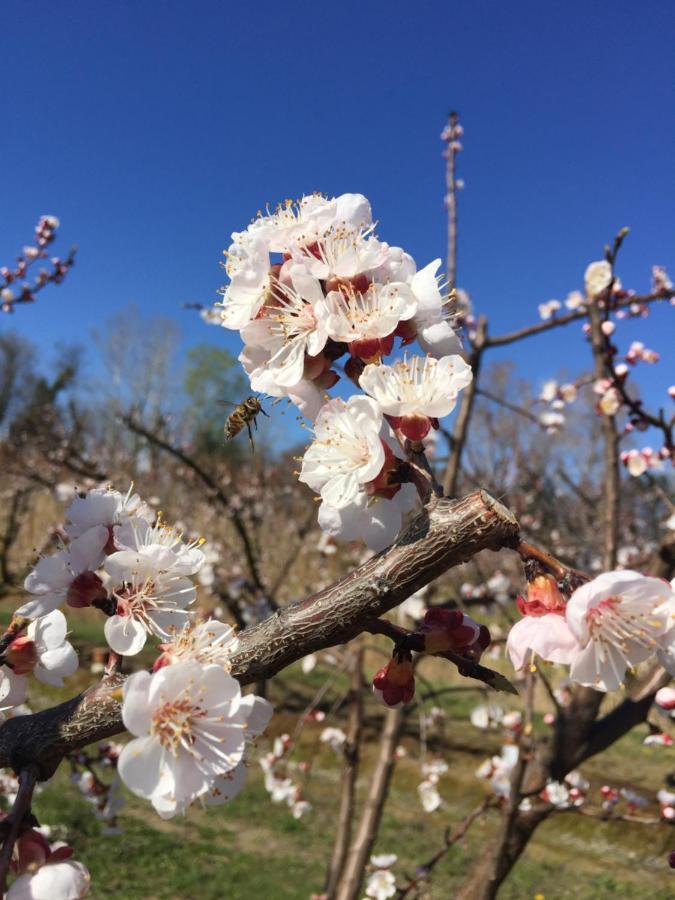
0,490 -> 519,780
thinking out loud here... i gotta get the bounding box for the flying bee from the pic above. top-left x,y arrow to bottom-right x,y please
223,395 -> 269,451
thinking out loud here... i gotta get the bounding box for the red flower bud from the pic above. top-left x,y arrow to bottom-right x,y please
372,656 -> 415,707
517,574 -> 565,617
5,636 -> 38,675
421,608 -> 480,652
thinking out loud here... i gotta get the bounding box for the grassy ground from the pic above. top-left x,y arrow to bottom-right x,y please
2,609 -> 674,898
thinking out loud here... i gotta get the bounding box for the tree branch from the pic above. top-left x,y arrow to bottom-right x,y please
0,490 -> 519,779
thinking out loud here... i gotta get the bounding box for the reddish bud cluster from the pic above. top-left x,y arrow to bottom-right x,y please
372,655 -> 415,707
420,608 -> 491,663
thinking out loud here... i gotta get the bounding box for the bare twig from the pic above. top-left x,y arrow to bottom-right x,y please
121,413 -> 268,597
396,798 -> 494,898
325,649 -> 364,898
0,764 -> 40,893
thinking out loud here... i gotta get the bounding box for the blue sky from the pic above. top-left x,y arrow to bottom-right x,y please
2,0 -> 673,438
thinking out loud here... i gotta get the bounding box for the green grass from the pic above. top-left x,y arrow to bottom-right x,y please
12,660 -> 673,899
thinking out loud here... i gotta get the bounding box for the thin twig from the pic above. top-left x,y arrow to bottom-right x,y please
0,764 -> 40,893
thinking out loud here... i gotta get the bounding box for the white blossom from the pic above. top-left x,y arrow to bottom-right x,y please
359,354 -> 472,420
565,570 -> 672,691
409,259 -> 462,357
18,528 -> 108,619
584,260 -> 612,298
418,778 -> 441,812
320,727 -> 347,753
240,266 -> 328,389
365,868 -> 397,899
299,397 -> 386,509
103,522 -> 205,655
7,861 -> 91,899
154,619 -> 239,670
318,282 -> 416,346
118,660 -> 272,818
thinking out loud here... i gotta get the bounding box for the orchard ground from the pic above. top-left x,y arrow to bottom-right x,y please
5,607 -> 673,900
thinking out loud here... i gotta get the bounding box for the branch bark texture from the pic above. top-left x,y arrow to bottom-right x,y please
0,490 -> 519,779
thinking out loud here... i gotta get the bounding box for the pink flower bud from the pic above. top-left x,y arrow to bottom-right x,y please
517,574 -> 565,616
601,320 -> 615,335
5,636 -> 38,675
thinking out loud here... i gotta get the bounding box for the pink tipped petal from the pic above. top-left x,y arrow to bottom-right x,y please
507,614 -> 581,672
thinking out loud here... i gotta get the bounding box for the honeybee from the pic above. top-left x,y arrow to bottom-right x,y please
223,395 -> 269,451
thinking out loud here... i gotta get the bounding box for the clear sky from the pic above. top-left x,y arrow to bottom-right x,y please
2,0 -> 673,433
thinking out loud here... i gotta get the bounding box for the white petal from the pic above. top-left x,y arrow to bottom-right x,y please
105,615 -> 147,656
68,525 -> 108,574
29,609 -> 68,651
121,670 -> 153,736
34,643 -> 79,686
7,861 -> 91,900
118,735 -> 171,799
239,695 -> 274,737
204,761 -> 248,806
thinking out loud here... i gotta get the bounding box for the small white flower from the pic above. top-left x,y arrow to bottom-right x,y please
154,619 -> 239,670
365,868 -> 396,900
418,779 -> 441,812
470,704 -> 504,730
539,380 -> 558,403
565,290 -> 585,310
538,299 -> 561,320
7,860 -> 91,899
542,781 -> 571,808
103,523 -> 205,655
118,660 -> 271,818
584,260 -> 612,298
318,282 -> 417,346
301,653 -> 318,674
19,528 -> 108,619
240,265 -> 328,389
320,727 -> 347,753
565,570 -> 672,691
289,223 -> 389,281
409,259 -> 462,357
359,354 -> 472,421
299,397 -> 385,509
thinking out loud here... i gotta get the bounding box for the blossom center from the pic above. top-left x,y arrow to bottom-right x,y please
151,695 -> 204,755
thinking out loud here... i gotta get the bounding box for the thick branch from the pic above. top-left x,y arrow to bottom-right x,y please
0,490 -> 519,778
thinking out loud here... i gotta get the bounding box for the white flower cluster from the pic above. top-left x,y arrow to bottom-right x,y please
217,193 -> 472,549
11,488 -> 275,826
259,733 -> 311,819
19,486 -> 203,657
